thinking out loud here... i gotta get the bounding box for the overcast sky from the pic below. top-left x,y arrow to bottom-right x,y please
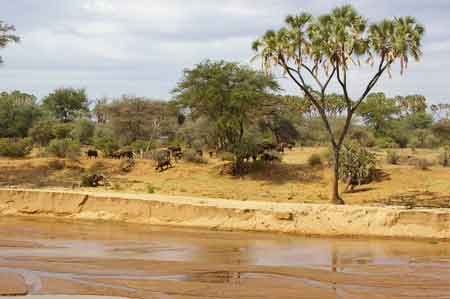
0,0 -> 449,103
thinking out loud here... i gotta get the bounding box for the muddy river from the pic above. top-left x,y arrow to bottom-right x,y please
1,216 -> 450,298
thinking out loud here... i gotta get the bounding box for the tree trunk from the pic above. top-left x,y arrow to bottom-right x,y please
331,148 -> 345,205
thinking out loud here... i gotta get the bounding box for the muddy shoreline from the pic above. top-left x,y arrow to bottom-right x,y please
1,188 -> 450,241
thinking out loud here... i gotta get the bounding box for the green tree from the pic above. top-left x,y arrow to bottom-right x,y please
252,5 -> 424,204
0,91 -> 41,138
0,21 -> 20,63
173,60 -> 279,170
101,96 -> 175,146
357,93 -> 399,134
42,88 -> 89,122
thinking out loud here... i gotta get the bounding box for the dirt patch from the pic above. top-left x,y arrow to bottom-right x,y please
0,273 -> 28,296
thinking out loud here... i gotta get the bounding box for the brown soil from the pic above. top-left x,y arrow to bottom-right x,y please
1,147 -> 449,206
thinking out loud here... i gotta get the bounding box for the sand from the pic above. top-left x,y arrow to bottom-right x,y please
1,188 -> 450,240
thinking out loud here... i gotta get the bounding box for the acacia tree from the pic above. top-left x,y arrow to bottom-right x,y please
173,60 -> 279,172
0,21 -> 19,63
252,5 -> 424,204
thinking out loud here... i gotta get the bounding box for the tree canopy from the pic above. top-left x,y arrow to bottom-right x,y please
173,60 -> 280,150
43,88 -> 89,122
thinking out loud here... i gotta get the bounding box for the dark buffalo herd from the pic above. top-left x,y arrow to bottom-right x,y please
84,141 -> 295,173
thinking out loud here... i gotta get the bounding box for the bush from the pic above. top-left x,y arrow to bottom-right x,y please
339,143 -> 377,188
131,140 -> 155,154
71,119 -> 95,144
29,120 -> 56,146
414,158 -> 432,171
386,150 -> 401,165
48,159 -> 65,170
47,138 -> 80,159
349,127 -> 376,147
219,152 -> 235,162
53,123 -> 74,139
184,149 -> 207,164
93,127 -> 119,157
146,184 -> 156,194
0,138 -> 33,157
307,153 -> 323,167
375,137 -> 398,149
437,148 -> 450,167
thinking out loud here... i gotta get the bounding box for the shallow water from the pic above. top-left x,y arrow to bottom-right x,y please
1,216 -> 450,298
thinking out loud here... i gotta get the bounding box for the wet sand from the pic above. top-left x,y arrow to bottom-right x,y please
1,217 -> 450,298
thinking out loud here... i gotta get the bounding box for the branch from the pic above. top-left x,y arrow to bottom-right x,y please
352,57 -> 390,113
279,58 -> 338,148
301,63 -> 324,91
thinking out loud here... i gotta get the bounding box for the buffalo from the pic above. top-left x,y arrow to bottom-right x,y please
87,149 -> 98,159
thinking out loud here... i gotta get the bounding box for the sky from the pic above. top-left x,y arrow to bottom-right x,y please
0,0 -> 449,103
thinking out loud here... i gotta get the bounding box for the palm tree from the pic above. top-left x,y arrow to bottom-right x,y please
252,5 -> 424,204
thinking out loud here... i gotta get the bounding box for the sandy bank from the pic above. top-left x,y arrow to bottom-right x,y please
1,188 -> 449,240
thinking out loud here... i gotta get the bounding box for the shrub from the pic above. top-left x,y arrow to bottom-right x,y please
0,138 -> 33,157
414,158 -> 432,171
48,159 -> 65,170
375,137 -> 398,149
386,150 -> 401,165
307,153 -> 323,167
146,184 -> 156,194
437,148 -> 450,167
47,138 -> 80,159
184,149 -> 207,164
219,152 -> 235,162
29,120 -> 56,146
71,119 -> 95,144
131,140 -> 155,154
53,123 -> 74,139
339,143 -> 377,188
93,127 -> 119,157
349,127 -> 376,147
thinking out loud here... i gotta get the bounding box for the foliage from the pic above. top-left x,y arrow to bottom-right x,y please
357,93 -> 399,133
375,136 -> 398,149
0,91 -> 41,138
386,150 -> 401,165
307,153 -> 323,167
338,143 -> 377,186
349,127 -> 376,147
28,120 -> 56,146
53,123 -> 74,139
174,60 -> 279,152
42,88 -> 89,122
100,96 -> 175,145
93,126 -> 119,156
432,119 -> 450,144
47,138 -> 80,159
0,138 -> 33,157
0,21 -> 20,64
71,119 -> 95,144
146,184 -> 156,194
184,149 -> 207,164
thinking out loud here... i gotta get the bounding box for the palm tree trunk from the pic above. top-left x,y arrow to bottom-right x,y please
331,148 -> 345,205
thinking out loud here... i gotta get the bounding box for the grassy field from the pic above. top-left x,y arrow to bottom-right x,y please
1,147 -> 449,207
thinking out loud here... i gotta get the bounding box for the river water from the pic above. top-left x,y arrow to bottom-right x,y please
1,216 -> 450,298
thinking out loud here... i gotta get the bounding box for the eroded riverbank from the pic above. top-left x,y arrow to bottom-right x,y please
1,216 -> 450,298
1,188 -> 450,240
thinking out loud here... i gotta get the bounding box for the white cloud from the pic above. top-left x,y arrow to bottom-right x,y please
0,0 -> 449,104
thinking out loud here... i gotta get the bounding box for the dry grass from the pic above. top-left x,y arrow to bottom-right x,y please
0,147 -> 449,206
